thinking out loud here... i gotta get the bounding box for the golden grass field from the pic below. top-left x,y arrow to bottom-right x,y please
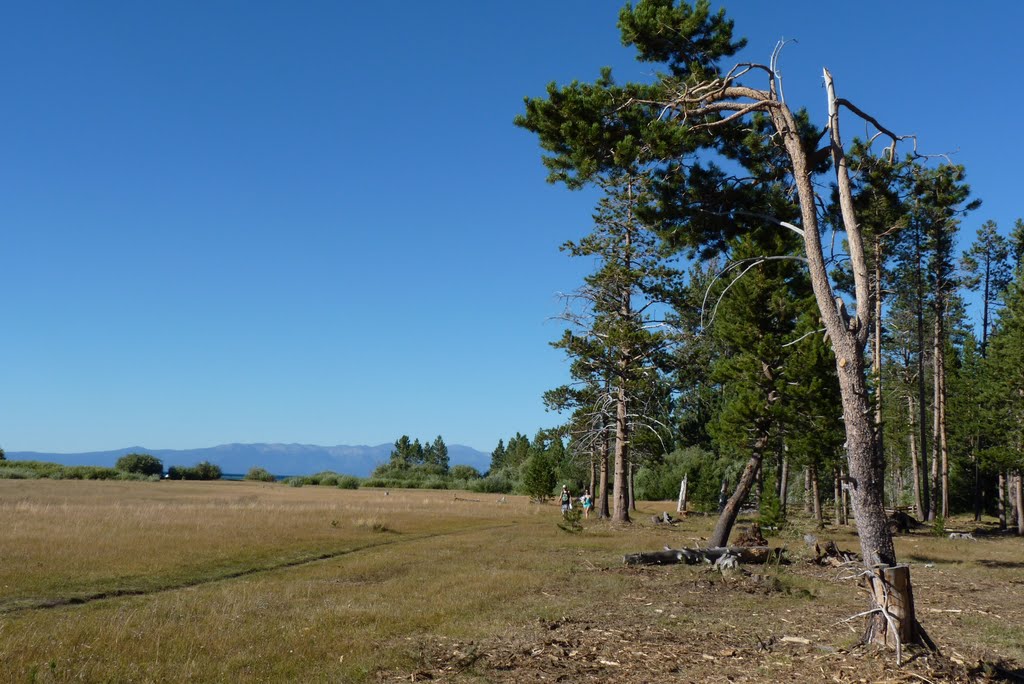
1,478 -> 1022,683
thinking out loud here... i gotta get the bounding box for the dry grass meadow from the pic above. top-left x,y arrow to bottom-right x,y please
1,478 -> 1022,683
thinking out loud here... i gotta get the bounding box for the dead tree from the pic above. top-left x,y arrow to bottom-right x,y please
637,61 -> 932,650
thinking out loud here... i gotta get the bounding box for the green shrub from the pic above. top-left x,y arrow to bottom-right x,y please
0,466 -> 40,479
244,467 -> 276,482
449,464 -> 482,480
336,475 -> 360,490
62,466 -> 120,480
521,452 -> 556,501
634,446 -> 725,510
759,488 -> 785,529
315,472 -> 340,487
558,507 -> 583,533
167,462 -> 222,481
468,474 -> 513,494
115,453 -> 164,477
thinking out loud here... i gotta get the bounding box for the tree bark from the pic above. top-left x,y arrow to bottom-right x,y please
834,468 -> 843,526
598,423 -> 611,519
624,545 -> 777,566
998,471 -> 1007,531
907,394 -> 925,518
682,68 -> 918,650
612,382 -> 631,523
767,72 -> 897,570
862,565 -> 933,662
628,461 -> 636,511
932,313 -> 950,520
779,454 -> 789,516
804,467 -> 813,514
708,434 -> 766,548
873,235 -> 886,504
589,453 -> 597,502
1011,473 -> 1019,536
915,226 -> 931,521
811,463 -> 823,526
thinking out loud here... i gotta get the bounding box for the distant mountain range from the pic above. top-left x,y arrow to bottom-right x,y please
6,442 -> 492,478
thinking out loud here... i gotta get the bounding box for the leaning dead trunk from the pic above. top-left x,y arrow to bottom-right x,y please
708,431 -> 768,548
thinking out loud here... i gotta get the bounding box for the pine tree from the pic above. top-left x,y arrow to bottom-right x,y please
518,0 -> 936,647
982,267 -> 1024,534
489,439 -> 506,473
962,220 -> 1013,356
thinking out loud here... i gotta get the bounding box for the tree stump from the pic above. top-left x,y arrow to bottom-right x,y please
862,564 -> 935,661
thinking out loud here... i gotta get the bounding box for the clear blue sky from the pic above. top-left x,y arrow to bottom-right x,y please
2,2 -> 1020,454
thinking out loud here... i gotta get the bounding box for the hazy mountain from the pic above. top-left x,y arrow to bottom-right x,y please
6,442 -> 491,478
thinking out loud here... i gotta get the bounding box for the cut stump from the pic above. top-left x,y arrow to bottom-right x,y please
861,564 -> 936,661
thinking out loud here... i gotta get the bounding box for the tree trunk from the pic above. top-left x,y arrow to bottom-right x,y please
862,566 -> 933,662
589,454 -> 597,501
598,426 -> 610,519
973,449 -> 982,523
1011,473 -> 1019,536
907,394 -> 925,518
611,216 -> 633,524
892,444 -> 903,511
708,435 -> 766,548
998,471 -> 1007,531
769,70 -> 917,650
771,77 -> 897,570
929,363 -> 940,523
628,461 -> 636,511
933,314 -> 950,520
779,454 -> 789,516
811,463 -> 823,526
612,386 -> 630,522
834,469 -> 843,526
804,467 -> 813,514
915,228 -> 932,522
873,237 -> 886,503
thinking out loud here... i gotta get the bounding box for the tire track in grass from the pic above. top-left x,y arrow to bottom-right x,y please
0,521 -> 524,615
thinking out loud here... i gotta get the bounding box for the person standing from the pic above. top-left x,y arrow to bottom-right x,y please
560,485 -> 571,516
581,490 -> 593,518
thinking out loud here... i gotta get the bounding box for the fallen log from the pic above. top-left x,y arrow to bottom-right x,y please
623,546 -> 780,566
887,510 -> 923,534
811,540 -> 858,566
651,511 -> 681,525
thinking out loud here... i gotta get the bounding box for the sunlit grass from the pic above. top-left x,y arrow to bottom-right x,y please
1,480 -> 1021,681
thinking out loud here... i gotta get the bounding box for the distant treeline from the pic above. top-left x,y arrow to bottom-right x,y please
0,452 -> 222,481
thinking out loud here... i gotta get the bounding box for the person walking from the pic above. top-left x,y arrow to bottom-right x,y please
560,485 -> 571,516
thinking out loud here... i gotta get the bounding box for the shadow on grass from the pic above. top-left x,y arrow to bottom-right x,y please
976,559 -> 1024,570
970,659 -> 1024,682
906,554 -> 958,565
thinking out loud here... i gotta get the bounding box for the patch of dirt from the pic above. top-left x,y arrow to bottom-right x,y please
378,559 -> 1023,683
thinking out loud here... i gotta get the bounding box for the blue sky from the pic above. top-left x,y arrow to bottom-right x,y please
2,2 -> 1021,454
